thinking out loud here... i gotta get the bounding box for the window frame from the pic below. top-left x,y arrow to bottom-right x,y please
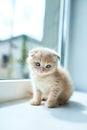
58,0 -> 71,67
0,79 -> 32,103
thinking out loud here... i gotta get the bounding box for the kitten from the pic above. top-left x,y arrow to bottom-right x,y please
27,47 -> 73,108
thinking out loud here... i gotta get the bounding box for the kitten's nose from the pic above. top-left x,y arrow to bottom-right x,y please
40,67 -> 44,73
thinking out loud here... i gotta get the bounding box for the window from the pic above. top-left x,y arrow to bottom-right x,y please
0,0 -> 45,79
0,0 -> 87,104
0,0 -> 63,102
0,0 -> 61,80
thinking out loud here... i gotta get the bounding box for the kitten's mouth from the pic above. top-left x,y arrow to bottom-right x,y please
36,71 -> 45,76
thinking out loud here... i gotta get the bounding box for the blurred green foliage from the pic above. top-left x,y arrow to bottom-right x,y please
20,35 -> 28,67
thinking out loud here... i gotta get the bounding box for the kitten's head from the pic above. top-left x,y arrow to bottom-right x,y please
27,47 -> 60,76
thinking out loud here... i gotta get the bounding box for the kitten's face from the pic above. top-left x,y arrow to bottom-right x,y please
27,48 -> 60,76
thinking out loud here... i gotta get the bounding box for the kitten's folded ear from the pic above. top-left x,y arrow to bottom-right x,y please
57,55 -> 60,60
29,49 -> 38,57
54,53 -> 60,61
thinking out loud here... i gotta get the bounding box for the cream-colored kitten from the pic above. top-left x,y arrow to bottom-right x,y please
27,47 -> 73,108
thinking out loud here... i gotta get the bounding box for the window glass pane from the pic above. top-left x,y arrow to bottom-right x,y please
0,0 -> 61,79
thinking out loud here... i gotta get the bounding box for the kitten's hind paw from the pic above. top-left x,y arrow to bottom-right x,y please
57,99 -> 66,105
30,99 -> 41,106
45,100 -> 57,108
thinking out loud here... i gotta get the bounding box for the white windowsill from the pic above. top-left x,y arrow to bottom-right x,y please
0,80 -> 87,130
0,90 -> 87,130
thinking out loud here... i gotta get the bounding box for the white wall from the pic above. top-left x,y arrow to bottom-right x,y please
67,0 -> 87,91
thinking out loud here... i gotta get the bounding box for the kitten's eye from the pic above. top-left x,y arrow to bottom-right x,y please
35,62 -> 40,67
46,64 -> 51,68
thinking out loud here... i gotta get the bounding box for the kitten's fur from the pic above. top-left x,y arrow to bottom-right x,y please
27,47 -> 73,108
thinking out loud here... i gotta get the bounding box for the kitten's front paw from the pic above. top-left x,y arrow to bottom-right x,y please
30,99 -> 41,106
45,100 -> 57,108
